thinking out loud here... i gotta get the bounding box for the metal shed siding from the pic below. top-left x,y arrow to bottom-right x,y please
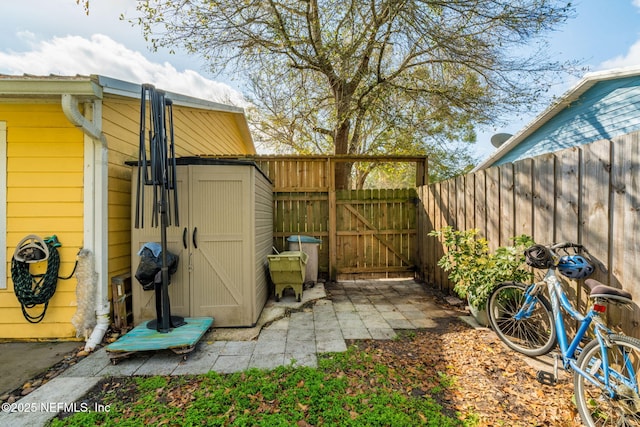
0,103 -> 84,339
495,76 -> 640,166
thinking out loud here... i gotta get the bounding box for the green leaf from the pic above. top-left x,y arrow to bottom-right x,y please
432,227 -> 535,309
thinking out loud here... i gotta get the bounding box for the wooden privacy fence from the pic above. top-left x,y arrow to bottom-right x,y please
251,155 -> 428,280
335,188 -> 418,276
417,131 -> 640,336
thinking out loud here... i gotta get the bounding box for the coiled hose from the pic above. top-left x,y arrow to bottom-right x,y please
11,242 -> 76,323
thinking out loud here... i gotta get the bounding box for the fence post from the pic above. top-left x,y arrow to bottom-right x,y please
328,157 -> 337,281
416,157 -> 428,186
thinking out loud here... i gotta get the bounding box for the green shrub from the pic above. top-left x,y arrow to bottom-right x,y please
429,227 -> 534,309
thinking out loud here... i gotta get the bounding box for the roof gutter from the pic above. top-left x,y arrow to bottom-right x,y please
61,93 -> 110,352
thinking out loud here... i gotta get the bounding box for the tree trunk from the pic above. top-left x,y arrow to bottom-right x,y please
333,114 -> 352,189
355,168 -> 370,190
334,162 -> 353,190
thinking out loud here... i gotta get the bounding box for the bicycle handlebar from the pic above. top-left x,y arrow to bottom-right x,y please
545,242 -> 607,273
550,242 -> 584,251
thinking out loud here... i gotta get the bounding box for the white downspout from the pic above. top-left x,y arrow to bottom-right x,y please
61,94 -> 110,351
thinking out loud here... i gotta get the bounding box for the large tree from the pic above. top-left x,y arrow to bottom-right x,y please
131,0 -> 576,188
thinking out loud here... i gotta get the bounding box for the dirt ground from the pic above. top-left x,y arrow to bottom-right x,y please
57,318 -> 583,426
11,287 -> 585,426
353,319 -> 583,426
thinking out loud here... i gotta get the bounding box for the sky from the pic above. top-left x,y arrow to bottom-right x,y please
1,0 -> 640,160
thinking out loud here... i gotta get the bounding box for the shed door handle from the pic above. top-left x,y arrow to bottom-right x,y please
192,227 -> 198,249
182,228 -> 188,249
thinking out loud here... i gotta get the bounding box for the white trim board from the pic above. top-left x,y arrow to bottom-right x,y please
0,122 -> 6,289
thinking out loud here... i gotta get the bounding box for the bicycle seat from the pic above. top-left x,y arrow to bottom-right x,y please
585,279 -> 633,304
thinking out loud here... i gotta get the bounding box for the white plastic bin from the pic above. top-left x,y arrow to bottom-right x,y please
287,235 -> 321,285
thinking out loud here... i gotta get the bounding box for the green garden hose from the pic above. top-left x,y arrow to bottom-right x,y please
11,238 -> 77,323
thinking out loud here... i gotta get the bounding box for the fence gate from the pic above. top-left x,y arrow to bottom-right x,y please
335,189 -> 418,278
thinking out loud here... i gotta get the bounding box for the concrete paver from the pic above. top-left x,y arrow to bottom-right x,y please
134,352 -> 180,376
285,352 -> 317,368
285,339 -> 315,354
314,329 -> 343,341
369,328 -> 397,340
212,355 -> 251,373
254,338 -> 287,355
316,339 -> 348,353
249,353 -> 285,370
171,341 -> 224,375
98,355 -> 148,377
60,348 -> 112,378
220,341 -> 256,356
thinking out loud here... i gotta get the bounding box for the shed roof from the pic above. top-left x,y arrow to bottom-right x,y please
474,65 -> 640,171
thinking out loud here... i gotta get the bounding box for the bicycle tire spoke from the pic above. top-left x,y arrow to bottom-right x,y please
576,336 -> 640,426
488,283 -> 555,357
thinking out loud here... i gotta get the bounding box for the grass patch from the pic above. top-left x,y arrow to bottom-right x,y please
49,345 -> 469,426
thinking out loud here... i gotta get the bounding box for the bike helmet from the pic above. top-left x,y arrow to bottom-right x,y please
524,244 -> 553,269
557,255 -> 594,279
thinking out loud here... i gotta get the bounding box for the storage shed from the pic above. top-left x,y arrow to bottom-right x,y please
130,158 -> 273,327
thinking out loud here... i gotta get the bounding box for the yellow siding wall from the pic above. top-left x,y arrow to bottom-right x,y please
102,95 -> 253,310
0,94 -> 253,340
0,103 -> 85,339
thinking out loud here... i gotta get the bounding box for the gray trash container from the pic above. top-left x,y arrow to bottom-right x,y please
287,235 -> 321,285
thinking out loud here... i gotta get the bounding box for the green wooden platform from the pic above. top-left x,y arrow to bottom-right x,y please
106,317 -> 214,363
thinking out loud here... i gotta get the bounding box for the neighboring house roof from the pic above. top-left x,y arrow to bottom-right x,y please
0,74 -> 255,152
474,66 -> 640,170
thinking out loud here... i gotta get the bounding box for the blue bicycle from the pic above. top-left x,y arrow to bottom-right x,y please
487,242 -> 640,426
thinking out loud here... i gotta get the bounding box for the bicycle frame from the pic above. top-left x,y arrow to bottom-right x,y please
543,269 -> 593,364
518,268 -> 639,394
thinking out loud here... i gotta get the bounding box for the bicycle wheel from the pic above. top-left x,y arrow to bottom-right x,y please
487,282 -> 556,356
575,335 -> 640,427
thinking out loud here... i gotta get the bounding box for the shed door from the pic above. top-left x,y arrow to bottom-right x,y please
189,166 -> 251,326
130,166 -> 190,321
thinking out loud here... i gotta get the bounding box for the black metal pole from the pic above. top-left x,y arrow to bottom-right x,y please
158,187 -> 171,333
138,84 -> 184,333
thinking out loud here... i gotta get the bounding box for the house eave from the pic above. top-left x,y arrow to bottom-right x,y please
0,74 -> 256,153
0,74 -> 246,114
95,75 -> 256,153
96,75 -> 245,114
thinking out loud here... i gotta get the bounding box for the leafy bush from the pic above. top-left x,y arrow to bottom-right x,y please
429,227 -> 534,309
